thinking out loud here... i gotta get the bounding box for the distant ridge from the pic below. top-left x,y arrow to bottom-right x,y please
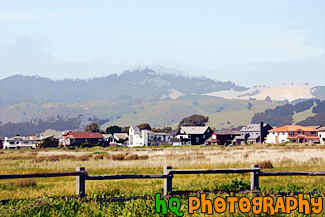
0,68 -> 246,106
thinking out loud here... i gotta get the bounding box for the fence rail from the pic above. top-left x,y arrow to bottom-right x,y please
0,171 -> 87,180
86,174 -> 171,180
169,168 -> 260,175
258,171 -> 325,176
0,165 -> 324,203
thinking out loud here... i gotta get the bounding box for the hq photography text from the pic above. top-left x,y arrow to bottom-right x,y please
155,193 -> 323,216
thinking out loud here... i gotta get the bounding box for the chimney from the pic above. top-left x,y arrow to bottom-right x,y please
260,122 -> 264,143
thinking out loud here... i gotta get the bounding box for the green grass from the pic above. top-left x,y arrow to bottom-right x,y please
292,106 -> 317,124
0,145 -> 324,216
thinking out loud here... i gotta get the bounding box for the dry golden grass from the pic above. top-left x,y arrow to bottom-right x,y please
0,144 -> 324,201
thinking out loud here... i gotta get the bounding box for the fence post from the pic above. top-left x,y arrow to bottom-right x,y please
76,167 -> 86,197
164,166 -> 172,196
250,164 -> 260,191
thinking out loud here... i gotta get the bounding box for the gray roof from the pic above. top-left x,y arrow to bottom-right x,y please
240,124 -> 267,132
180,126 -> 210,135
234,135 -> 245,140
247,135 -> 260,140
215,130 -> 240,135
114,133 -> 128,140
148,131 -> 171,136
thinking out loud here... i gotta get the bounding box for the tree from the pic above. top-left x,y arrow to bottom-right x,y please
137,123 -> 151,130
85,122 -> 99,132
106,125 -> 122,134
265,96 -> 272,102
151,126 -> 172,133
178,114 -> 209,127
247,103 -> 253,110
121,126 -> 130,133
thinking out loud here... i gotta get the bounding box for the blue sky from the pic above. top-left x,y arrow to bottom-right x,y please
0,0 -> 324,86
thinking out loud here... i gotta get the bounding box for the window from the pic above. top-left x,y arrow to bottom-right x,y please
188,135 -> 191,139
196,137 -> 199,142
282,132 -> 285,135
203,135 -> 205,139
297,131 -> 301,134
311,131 -> 316,135
289,132 -> 295,136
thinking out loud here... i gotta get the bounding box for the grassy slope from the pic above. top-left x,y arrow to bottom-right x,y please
292,106 -> 317,124
1,98 -> 283,129
101,98 -> 283,129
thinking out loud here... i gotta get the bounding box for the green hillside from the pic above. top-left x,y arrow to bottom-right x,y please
292,106 -> 316,124
100,97 -> 283,130
0,97 -> 284,132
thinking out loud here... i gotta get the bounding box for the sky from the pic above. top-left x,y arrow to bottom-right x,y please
0,0 -> 324,87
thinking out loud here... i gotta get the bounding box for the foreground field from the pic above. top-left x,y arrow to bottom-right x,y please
0,144 -> 324,216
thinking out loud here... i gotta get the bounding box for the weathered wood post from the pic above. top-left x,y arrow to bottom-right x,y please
164,166 -> 172,196
76,167 -> 86,197
250,164 -> 260,191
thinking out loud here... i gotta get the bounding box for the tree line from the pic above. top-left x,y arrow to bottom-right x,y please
251,99 -> 324,127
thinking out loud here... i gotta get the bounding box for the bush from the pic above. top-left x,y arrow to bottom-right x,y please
94,154 -> 110,160
31,156 -> 46,163
309,157 -> 324,164
138,155 -> 149,160
76,154 -> 92,161
216,177 -> 250,191
125,154 -> 138,160
112,154 -> 125,160
257,160 -> 274,169
80,142 -> 94,148
31,154 -> 76,163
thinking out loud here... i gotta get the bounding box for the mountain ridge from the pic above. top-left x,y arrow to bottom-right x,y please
0,68 -> 246,106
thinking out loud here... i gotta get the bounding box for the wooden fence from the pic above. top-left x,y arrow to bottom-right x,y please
1,165 -> 325,203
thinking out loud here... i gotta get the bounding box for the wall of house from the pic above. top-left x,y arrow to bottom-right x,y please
265,132 -> 277,144
319,132 -> 325,144
278,132 -> 289,143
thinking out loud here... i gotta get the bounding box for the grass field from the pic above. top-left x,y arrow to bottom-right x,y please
0,144 -> 324,216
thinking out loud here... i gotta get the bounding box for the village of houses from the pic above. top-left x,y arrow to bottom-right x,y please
2,121 -> 325,150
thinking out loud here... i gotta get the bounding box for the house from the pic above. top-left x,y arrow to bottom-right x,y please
102,134 -> 114,143
59,131 -> 105,147
113,133 -> 129,144
205,130 -> 240,146
3,136 -> 39,149
232,122 -> 272,145
0,136 -> 5,149
176,126 -> 213,145
128,126 -> 172,147
265,125 -> 320,144
307,126 -> 325,145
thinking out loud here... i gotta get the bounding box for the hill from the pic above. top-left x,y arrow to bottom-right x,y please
0,68 -> 246,106
203,85 -> 324,102
251,99 -> 325,127
0,96 -> 284,136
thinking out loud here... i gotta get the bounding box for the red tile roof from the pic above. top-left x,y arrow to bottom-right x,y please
269,125 -> 319,132
68,132 -> 104,139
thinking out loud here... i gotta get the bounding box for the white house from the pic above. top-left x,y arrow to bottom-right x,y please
310,126 -> 325,144
128,126 -> 172,147
3,136 -> 39,149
